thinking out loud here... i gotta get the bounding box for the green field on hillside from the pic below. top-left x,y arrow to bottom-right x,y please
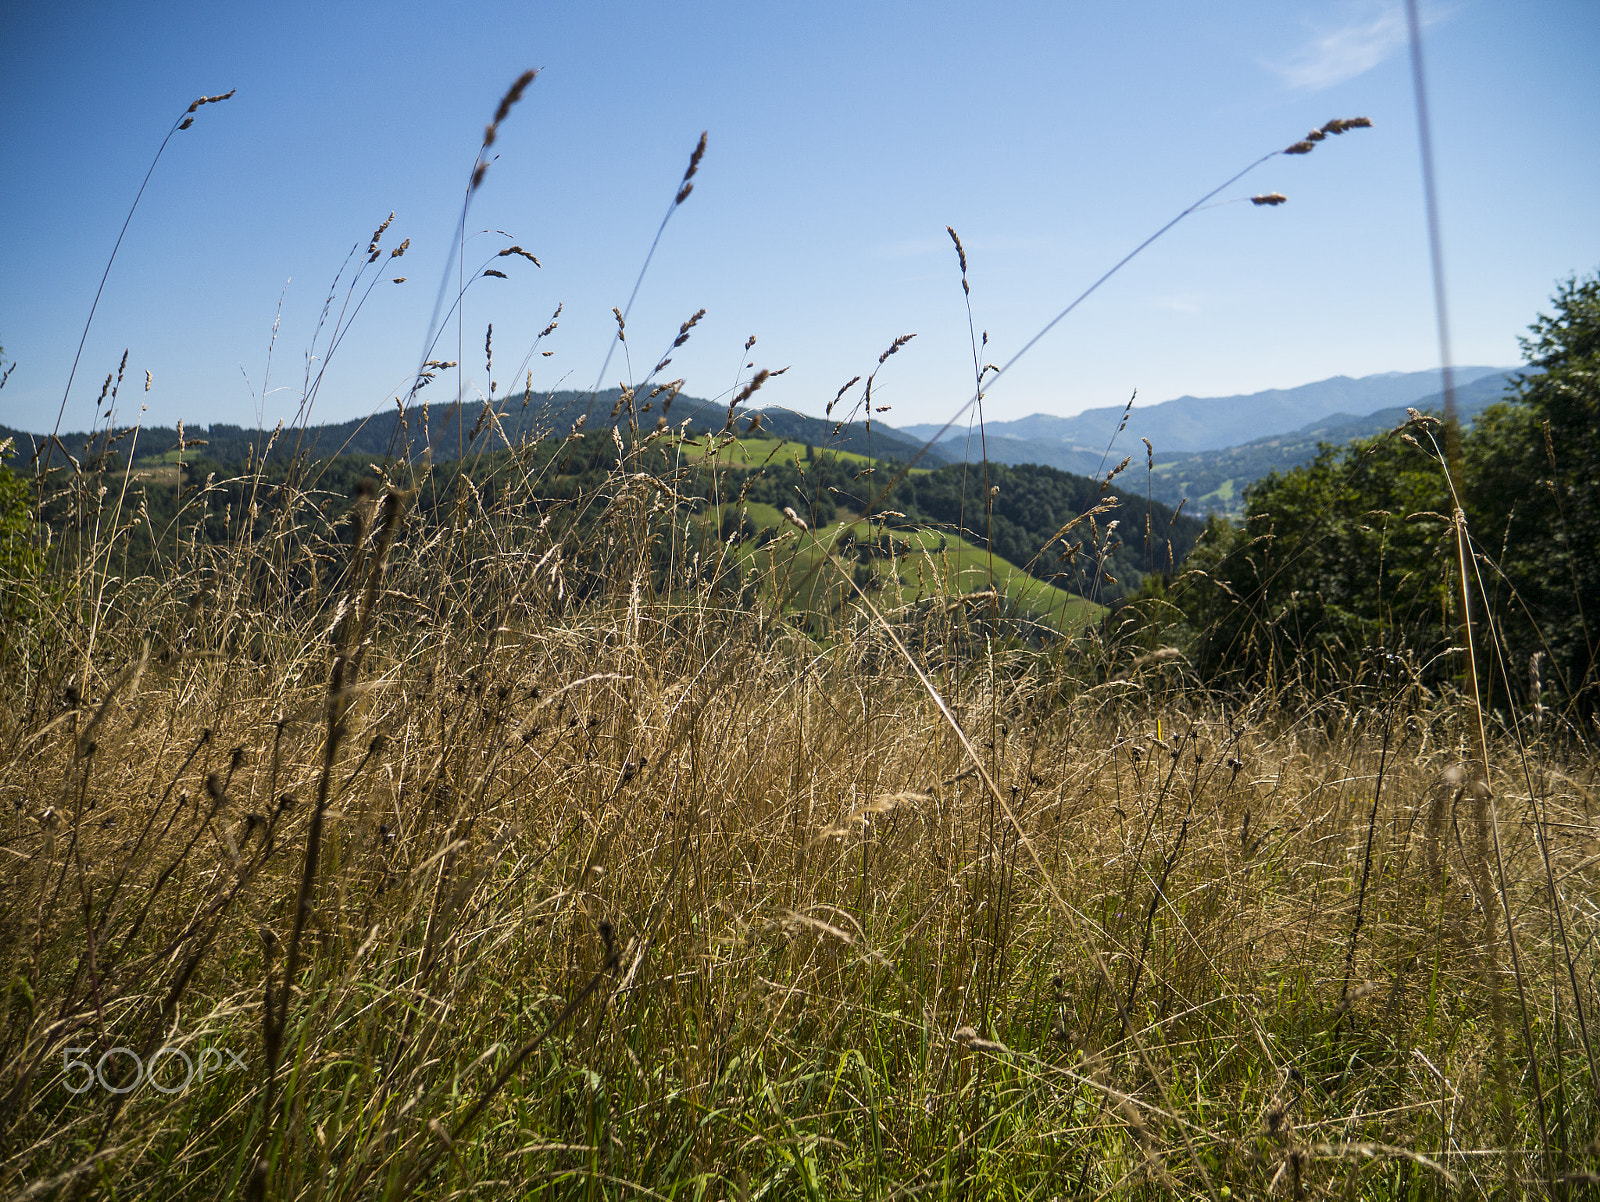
667,433 -> 932,474
707,502 -> 1103,630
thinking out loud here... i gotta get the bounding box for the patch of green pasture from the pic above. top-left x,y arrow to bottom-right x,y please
839,522 -> 1103,629
715,505 -> 1104,630
667,435 -> 875,470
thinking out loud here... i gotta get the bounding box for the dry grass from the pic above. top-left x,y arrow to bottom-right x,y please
1,431 -> 1596,1201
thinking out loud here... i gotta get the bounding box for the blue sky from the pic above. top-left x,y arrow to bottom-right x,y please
1,0 -> 1596,437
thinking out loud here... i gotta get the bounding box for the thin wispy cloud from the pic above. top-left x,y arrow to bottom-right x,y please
1269,3 -> 1413,92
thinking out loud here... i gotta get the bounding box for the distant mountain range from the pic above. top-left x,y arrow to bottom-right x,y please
902,366 -> 1513,457
1143,370 -> 1523,516
901,367 -> 1523,516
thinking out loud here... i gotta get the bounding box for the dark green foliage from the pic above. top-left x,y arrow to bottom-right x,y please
0,337 -> 42,623
878,461 -> 1204,604
1467,272 -> 1600,708
0,451 -> 42,620
1173,434 -> 1454,691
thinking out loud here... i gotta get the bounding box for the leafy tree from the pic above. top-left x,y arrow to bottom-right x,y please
0,444 -> 36,583
1467,270 -> 1600,708
0,343 -> 44,621
1173,432 -> 1454,691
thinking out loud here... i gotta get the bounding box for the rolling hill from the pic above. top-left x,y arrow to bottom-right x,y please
1,389 -> 956,473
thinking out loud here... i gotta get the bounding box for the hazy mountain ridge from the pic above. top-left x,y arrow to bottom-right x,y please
901,367 -> 1524,517
901,366 -> 1513,455
918,432 -> 1109,479
1142,369 -> 1522,516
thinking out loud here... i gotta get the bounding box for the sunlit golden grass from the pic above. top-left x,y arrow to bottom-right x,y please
2,438 -> 1595,1201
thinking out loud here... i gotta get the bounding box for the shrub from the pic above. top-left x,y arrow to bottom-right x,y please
0,441 -> 43,625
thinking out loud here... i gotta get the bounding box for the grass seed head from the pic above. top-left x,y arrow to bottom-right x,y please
367,212 -> 394,261
675,131 -> 708,204
877,333 -> 915,364
491,69 -> 538,128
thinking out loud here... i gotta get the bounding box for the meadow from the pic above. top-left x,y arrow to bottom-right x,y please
1,75 -> 1596,1202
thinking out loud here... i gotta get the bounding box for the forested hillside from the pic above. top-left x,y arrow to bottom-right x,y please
0,389 -> 953,477
19,406 -> 1198,614
843,460 -> 1202,605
